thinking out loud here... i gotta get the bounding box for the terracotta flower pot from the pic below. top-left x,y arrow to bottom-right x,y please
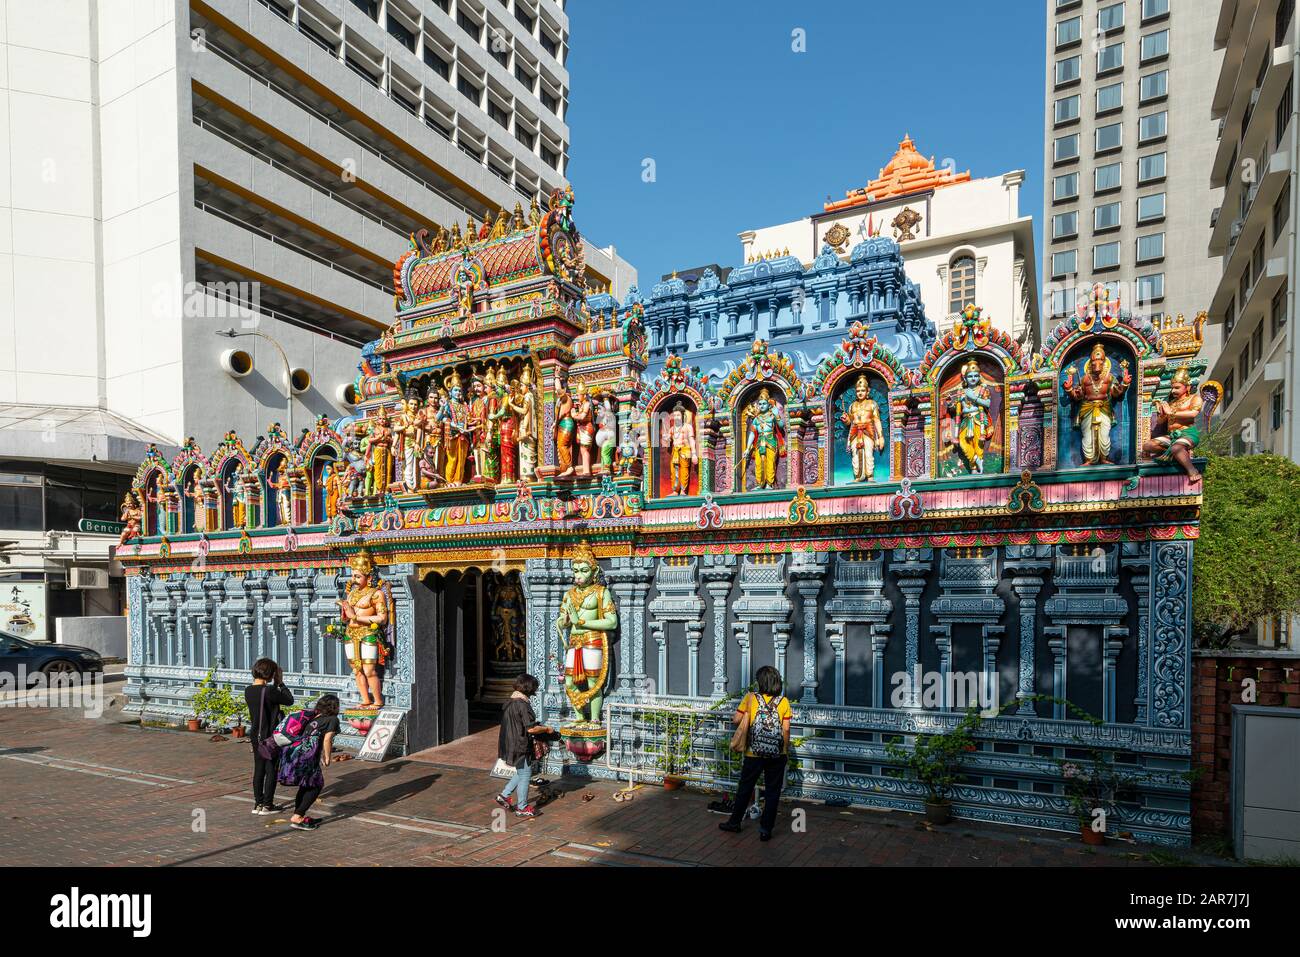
1081,825 -> 1106,846
231,726 -> 246,738
663,774 -> 686,791
186,719 -> 201,732
924,799 -> 952,825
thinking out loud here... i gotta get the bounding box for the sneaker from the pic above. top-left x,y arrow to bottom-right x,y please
718,821 -> 742,833
759,829 -> 772,842
494,794 -> 513,811
514,804 -> 539,818
251,804 -> 264,815
290,817 -> 320,831
263,803 -> 286,813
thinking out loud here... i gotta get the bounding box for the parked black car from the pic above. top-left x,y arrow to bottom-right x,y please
0,631 -> 104,685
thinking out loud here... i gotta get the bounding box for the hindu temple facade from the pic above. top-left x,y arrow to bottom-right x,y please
119,191 -> 1219,847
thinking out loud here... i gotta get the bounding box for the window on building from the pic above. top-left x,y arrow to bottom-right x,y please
1055,94 -> 1080,124
1056,55 -> 1082,86
540,29 -> 560,58
386,16 -> 415,52
1140,70 -> 1168,102
1096,81 -> 1124,114
540,87 -> 559,114
1054,132 -> 1080,163
1140,29 -> 1169,62
1138,151 -> 1167,183
1052,249 -> 1078,277
1223,370 -> 1235,407
1094,201 -> 1121,231
457,75 -> 483,106
1097,41 -> 1124,75
1272,284 -> 1289,338
1094,161 -> 1122,193
1275,180 -> 1292,241
1136,273 -> 1164,303
1273,384 -> 1286,432
1093,241 -> 1121,270
541,143 -> 559,169
948,255 -> 977,314
1053,210 -> 1079,239
1098,2 -> 1125,32
1136,232 -> 1165,263
514,4 -> 536,32
424,46 -> 450,80
1095,122 -> 1123,154
1226,297 -> 1238,338
457,10 -> 483,42
1142,0 -> 1169,22
1137,192 -> 1166,223
1054,171 -> 1080,201
1057,16 -> 1082,47
515,63 -> 536,90
1279,0 -> 1295,46
488,99 -> 510,128
1278,77 -> 1293,149
1240,346 -> 1252,384
1139,111 -> 1168,143
1254,322 -> 1265,362
1049,287 -> 1074,317
350,0 -> 378,20
0,478 -> 41,531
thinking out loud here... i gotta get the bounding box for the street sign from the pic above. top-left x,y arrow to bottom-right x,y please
77,519 -> 125,535
357,709 -> 404,762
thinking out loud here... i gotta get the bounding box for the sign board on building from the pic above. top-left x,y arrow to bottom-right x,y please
77,519 -> 125,535
0,583 -> 46,639
357,710 -> 404,762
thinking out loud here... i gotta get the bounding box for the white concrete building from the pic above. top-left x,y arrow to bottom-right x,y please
1203,0 -> 1297,648
741,135 -> 1040,350
0,0 -> 634,639
1042,0 -> 1220,365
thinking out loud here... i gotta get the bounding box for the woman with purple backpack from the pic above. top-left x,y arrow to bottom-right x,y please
244,658 -> 294,815
275,693 -> 341,831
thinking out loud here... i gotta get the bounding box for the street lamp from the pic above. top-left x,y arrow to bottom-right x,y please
216,328 -> 293,439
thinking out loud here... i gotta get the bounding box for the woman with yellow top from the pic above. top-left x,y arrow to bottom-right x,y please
719,665 -> 792,842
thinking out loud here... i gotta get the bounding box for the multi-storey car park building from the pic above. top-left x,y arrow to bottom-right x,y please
1203,0 -> 1297,648
0,0 -> 634,641
1043,0 -> 1220,357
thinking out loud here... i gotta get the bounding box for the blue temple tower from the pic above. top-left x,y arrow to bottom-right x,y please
628,237 -> 936,382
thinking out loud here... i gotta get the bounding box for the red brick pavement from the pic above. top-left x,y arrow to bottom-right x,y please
0,705 -> 1230,867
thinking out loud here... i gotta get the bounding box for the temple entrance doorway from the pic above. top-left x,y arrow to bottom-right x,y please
418,567 -> 528,749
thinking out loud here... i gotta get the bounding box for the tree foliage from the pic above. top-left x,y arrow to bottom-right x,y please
1194,453 -> 1300,647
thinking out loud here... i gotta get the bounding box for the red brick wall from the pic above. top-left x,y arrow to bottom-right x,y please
1191,653 -> 1300,837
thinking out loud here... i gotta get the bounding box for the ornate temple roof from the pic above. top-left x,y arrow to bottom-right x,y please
824,134 -> 972,213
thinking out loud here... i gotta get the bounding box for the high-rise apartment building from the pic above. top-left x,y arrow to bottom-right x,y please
1043,0 -> 1220,361
1203,0 -> 1296,648
0,0 -> 634,639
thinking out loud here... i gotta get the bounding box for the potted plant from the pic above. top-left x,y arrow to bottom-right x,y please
191,670 -> 246,736
1059,749 -> 1133,846
884,707 -> 983,825
189,669 -> 218,731
647,708 -> 703,789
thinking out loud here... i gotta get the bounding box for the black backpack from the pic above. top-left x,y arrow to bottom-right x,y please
748,694 -> 785,758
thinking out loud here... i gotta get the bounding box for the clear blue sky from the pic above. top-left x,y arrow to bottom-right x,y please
566,0 -> 1047,290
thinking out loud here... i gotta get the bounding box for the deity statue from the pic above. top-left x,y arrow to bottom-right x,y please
573,384 -> 597,478
440,372 -> 472,485
419,390 -> 444,488
667,402 -> 698,496
364,408 -> 393,496
491,368 -> 518,485
483,368 -> 503,482
397,393 -> 422,491
226,469 -> 248,529
744,387 -> 786,490
842,374 -> 885,482
510,365 -> 538,481
555,375 -> 576,479
1143,366 -> 1205,487
342,462 -> 363,501
334,549 -> 390,709
491,574 -> 525,663
117,491 -> 142,547
1064,343 -> 1132,465
556,542 -> 618,724
186,475 -> 208,533
595,393 -> 618,472
323,463 -> 341,520
467,375 -> 492,483
946,360 -> 993,474
268,468 -> 292,526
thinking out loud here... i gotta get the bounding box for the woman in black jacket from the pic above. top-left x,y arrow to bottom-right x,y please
244,658 -> 293,815
495,674 -> 551,818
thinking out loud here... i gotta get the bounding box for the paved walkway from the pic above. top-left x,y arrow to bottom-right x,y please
0,702 -> 1227,867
